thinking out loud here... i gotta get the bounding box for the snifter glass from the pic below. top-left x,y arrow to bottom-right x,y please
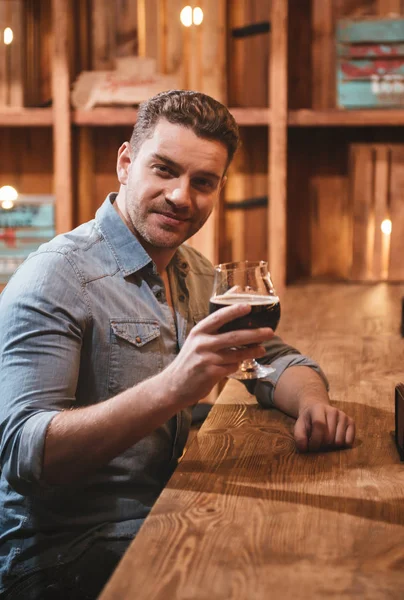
209,260 -> 281,380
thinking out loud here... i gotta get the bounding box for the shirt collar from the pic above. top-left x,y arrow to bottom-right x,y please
95,193 -> 152,277
95,193 -> 190,278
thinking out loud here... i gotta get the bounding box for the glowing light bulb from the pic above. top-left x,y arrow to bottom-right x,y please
193,7 -> 203,25
180,6 -> 192,27
4,27 -> 13,45
1,199 -> 14,210
381,219 -> 392,235
0,185 -> 18,210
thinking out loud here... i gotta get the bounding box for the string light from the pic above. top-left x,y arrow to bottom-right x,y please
381,219 -> 392,235
180,6 -> 192,27
4,27 -> 13,45
180,6 -> 204,26
0,185 -> 18,210
193,7 -> 204,25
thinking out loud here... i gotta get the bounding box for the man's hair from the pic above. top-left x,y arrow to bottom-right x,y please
129,90 -> 240,167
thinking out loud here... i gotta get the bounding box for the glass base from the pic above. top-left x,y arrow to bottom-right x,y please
228,360 -> 275,381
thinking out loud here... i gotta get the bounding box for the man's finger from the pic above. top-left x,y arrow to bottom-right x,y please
334,413 -> 348,446
345,420 -> 356,446
294,412 -> 310,453
211,327 -> 274,351
219,345 -> 266,364
307,405 -> 327,452
194,303 -> 252,334
324,408 -> 338,446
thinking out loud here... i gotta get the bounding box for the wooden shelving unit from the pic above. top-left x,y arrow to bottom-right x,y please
2,0 -> 404,290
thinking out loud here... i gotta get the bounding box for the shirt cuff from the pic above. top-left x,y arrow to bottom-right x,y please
16,411 -> 59,486
253,354 -> 330,409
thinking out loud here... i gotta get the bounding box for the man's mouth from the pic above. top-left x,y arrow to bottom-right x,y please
155,211 -> 190,225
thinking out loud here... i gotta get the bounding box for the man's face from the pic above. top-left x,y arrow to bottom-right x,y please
116,119 -> 228,250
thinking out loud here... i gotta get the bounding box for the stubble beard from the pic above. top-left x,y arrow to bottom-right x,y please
126,189 -> 212,249
132,207 -> 194,249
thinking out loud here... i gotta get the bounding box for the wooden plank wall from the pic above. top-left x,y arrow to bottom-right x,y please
0,1 -> 7,106
0,128 -> 53,194
0,0 -> 24,107
389,147 -> 404,280
349,143 -> 404,282
52,0 -> 73,233
0,2 -> 52,226
288,0 -> 404,282
220,0 -> 270,268
222,127 -> 268,264
227,0 -> 271,107
76,0 -> 140,223
181,0 -> 227,264
20,0 -> 52,107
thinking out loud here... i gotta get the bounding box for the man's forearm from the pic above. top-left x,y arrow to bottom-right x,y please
42,370 -> 183,485
272,365 -> 330,419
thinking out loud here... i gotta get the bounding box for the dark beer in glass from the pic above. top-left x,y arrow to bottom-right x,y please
210,261 -> 280,380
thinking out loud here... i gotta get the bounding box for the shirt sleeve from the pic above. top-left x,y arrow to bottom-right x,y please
0,250 -> 90,495
243,335 -> 329,408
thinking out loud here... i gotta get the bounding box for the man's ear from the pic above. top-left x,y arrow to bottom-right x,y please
116,142 -> 132,185
219,175 -> 227,192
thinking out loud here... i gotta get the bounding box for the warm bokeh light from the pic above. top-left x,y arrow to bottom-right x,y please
4,27 -> 13,45
0,185 -> 18,210
1,200 -> 14,210
381,219 -> 392,235
180,6 -> 192,27
193,7 -> 204,25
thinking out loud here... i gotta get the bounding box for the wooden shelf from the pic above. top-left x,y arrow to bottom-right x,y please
73,108 -> 139,126
0,108 -> 53,127
73,107 -> 404,128
288,109 -> 404,127
229,108 -> 270,125
4,107 -> 401,129
73,107 -> 271,127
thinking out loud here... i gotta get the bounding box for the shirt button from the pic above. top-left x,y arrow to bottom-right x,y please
179,294 -> 185,302
135,336 -> 142,344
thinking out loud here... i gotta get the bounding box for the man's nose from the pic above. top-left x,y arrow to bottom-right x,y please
166,183 -> 192,208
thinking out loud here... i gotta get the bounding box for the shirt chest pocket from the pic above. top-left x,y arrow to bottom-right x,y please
108,319 -> 162,394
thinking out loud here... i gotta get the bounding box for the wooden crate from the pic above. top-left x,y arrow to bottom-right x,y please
0,194 -> 55,284
350,143 -> 404,281
337,17 -> 404,109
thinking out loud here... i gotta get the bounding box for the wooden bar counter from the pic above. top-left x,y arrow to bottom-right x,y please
100,283 -> 404,599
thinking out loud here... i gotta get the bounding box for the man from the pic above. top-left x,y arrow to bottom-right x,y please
0,90 -> 355,599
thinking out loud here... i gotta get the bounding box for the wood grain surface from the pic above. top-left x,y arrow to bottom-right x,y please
100,283 -> 404,599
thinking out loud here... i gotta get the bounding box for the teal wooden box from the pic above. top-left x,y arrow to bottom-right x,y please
0,195 -> 55,284
336,17 -> 404,109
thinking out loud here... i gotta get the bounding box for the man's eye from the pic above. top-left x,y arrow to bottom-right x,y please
153,165 -> 172,176
194,179 -> 214,190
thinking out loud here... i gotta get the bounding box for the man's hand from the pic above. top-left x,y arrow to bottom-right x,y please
165,302 -> 274,406
293,403 -> 355,453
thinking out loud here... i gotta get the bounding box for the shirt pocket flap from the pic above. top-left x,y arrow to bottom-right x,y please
110,320 -> 160,347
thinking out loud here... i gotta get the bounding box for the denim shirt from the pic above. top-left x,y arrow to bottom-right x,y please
0,194 -> 327,592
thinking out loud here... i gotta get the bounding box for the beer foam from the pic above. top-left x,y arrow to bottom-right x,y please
211,293 -> 279,306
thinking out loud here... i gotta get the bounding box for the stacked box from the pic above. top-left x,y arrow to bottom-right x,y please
336,17 -> 404,109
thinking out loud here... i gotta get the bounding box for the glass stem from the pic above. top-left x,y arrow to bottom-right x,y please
240,359 -> 258,373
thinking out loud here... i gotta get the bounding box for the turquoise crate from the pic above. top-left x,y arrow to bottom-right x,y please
336,17 -> 404,109
0,195 -> 55,284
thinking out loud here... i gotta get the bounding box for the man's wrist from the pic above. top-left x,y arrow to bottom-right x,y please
295,382 -> 330,416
